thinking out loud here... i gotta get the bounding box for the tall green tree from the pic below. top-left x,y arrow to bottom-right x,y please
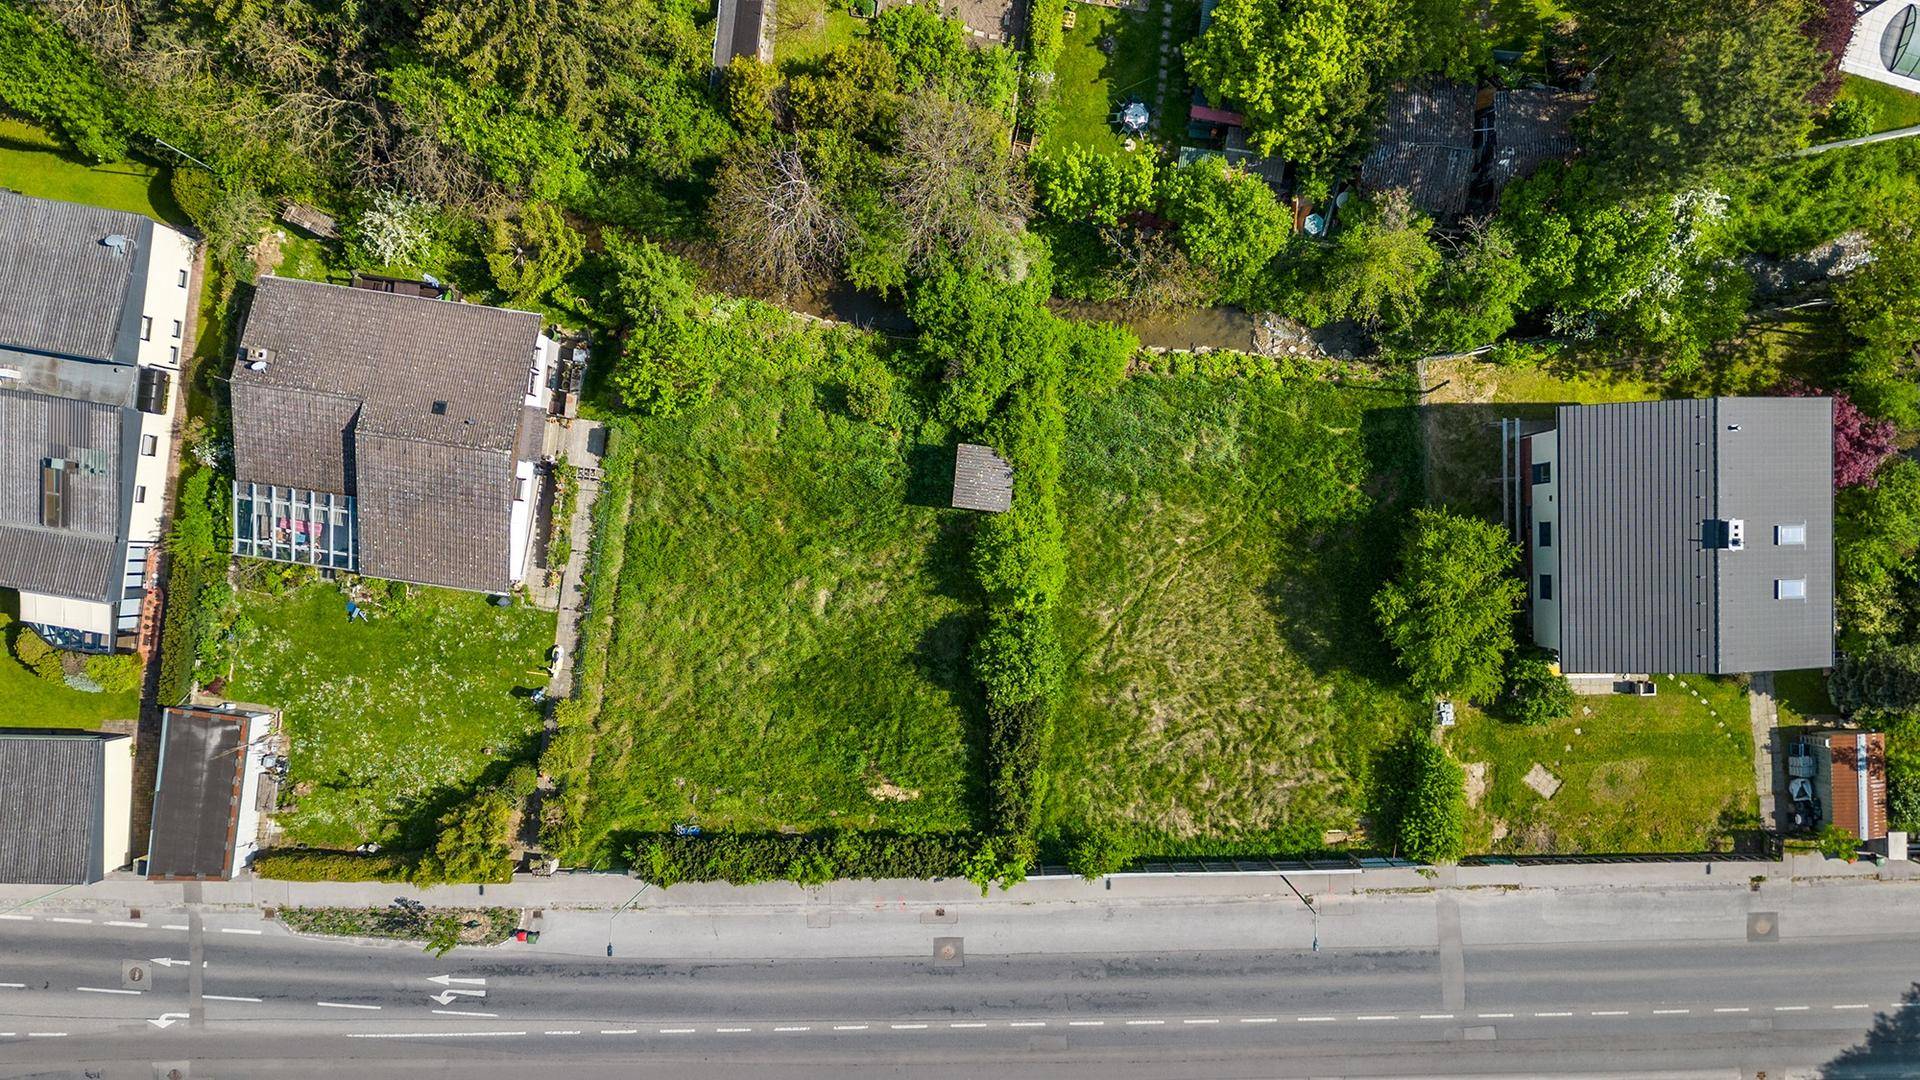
486,201 -> 585,304
1034,147 -> 1156,226
1574,0 -> 1822,192
1184,0 -> 1381,172
1161,156 -> 1288,297
1374,509 -> 1524,704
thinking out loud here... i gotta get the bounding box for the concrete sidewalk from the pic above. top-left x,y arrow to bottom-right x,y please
0,853 -> 1910,919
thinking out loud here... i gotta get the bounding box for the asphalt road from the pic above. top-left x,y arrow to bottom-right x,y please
1,893 -> 1918,1078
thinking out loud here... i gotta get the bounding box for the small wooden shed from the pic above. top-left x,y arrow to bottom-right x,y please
279,202 -> 339,240
952,443 -> 1013,513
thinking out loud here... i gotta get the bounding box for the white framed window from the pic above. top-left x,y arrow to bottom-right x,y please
169,345 -> 179,365
1776,578 -> 1807,601
135,485 -> 147,504
178,268 -> 189,288
140,315 -> 153,341
170,319 -> 182,339
1775,523 -> 1807,546
140,434 -> 158,456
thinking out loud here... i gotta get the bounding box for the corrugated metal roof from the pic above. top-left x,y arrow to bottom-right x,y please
1486,88 -> 1588,190
147,708 -> 248,879
952,443 -> 1013,513
0,191 -> 152,363
0,733 -> 112,884
1556,397 -> 1834,675
1359,83 -> 1478,217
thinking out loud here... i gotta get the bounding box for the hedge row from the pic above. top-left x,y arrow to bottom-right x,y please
154,465 -> 232,706
252,850 -> 412,882
627,832 -> 981,886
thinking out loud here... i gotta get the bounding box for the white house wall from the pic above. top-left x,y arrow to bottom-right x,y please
1528,430 -> 1560,654
125,223 -> 196,551
99,734 -> 135,876
18,591 -> 115,636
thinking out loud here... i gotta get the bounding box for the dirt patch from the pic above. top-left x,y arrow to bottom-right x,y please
867,778 -> 921,802
250,228 -> 286,278
1523,763 -> 1562,799
1464,761 -> 1490,807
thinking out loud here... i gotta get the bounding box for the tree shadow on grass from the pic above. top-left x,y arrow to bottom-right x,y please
379,730 -> 545,853
1822,982 -> 1920,1077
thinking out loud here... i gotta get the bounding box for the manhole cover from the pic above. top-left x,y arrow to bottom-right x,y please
123,961 -> 150,990
1748,912 -> 1779,941
933,937 -> 963,967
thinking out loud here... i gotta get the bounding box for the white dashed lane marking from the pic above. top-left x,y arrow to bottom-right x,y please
204,995 -> 262,1003
46,918 -> 91,925
1653,1009 -> 1691,1015
76,986 -> 143,995
659,1028 -> 696,1034
601,1029 -> 638,1035
105,921 -> 147,928
0,915 -> 33,922
833,1024 -> 868,1031
1835,1004 -> 1871,1010
1775,1006 -> 1810,1012
219,928 -> 265,936
1591,1010 -> 1631,1016
431,1009 -> 497,1018
316,1002 -> 381,1010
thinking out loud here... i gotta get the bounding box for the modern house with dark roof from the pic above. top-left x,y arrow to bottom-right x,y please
228,277 -> 555,593
147,705 -> 274,880
0,731 -> 135,884
0,191 -> 196,651
1522,398 -> 1835,676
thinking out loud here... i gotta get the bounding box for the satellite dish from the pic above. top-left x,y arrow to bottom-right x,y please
1334,191 -> 1351,208
1304,214 -> 1326,236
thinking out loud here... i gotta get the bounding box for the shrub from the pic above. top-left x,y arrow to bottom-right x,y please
413,790 -> 516,886
1374,509 -> 1525,704
1066,829 -> 1130,880
628,832 -> 980,886
1505,654 -> 1573,725
0,4 -> 126,161
506,763 -> 539,800
1376,738 -> 1467,864
1829,645 -> 1920,713
252,850 -> 412,882
843,359 -> 895,423
1817,823 -> 1859,861
1062,319 -> 1137,400
1890,759 -> 1920,834
13,626 -> 65,683
83,653 -> 143,694
170,169 -> 218,230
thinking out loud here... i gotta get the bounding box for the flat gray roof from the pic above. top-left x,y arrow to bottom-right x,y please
1555,397 -> 1834,674
148,708 -> 250,879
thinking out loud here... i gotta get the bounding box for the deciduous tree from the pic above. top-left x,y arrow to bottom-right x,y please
1374,509 -> 1524,704
709,146 -> 848,297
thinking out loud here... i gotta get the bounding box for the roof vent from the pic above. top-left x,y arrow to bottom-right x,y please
1727,518 -> 1745,550
431,401 -> 448,415
243,346 -> 274,372
101,234 -> 131,257
1703,518 -> 1747,550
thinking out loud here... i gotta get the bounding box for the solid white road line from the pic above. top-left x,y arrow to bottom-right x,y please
105,921 -> 147,928
316,1002 -> 381,1010
218,928 -> 264,936
46,918 -> 91,925
347,1031 -> 525,1039
204,995 -> 262,1003
76,987 -> 142,995
431,1009 -> 497,1018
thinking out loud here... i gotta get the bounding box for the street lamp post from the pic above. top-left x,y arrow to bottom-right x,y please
607,885 -> 650,957
1278,874 -> 1320,953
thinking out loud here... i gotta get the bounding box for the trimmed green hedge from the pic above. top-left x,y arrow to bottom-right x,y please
251,850 -> 412,882
628,832 -> 981,886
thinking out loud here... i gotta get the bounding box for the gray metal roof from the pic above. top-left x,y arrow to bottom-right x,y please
230,277 -> 545,592
0,733 -> 115,884
1486,88 -> 1588,191
0,386 -> 136,601
712,0 -> 767,75
0,190 -> 153,363
952,443 -> 1013,512
1555,397 -> 1834,674
1359,83 -> 1478,217
147,708 -> 248,879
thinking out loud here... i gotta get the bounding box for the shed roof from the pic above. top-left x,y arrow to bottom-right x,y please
1554,397 -> 1834,674
0,733 -> 116,884
1485,88 -> 1588,190
1820,730 -> 1888,841
952,443 -> 1013,512
1359,83 -> 1478,217
148,707 -> 253,879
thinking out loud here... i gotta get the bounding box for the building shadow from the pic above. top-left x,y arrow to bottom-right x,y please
1822,982 -> 1920,1077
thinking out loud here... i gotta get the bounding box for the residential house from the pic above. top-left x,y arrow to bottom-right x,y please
228,276 -> 555,594
0,191 -> 196,651
146,705 -> 275,880
1520,398 -> 1835,676
0,731 -> 135,884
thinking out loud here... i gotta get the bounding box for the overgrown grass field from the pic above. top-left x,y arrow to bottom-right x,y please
1044,375 -> 1428,855
1448,675 -> 1757,853
222,580 -> 555,848
566,317 -> 981,851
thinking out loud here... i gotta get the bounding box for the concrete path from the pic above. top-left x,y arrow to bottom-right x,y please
1749,671 -> 1782,831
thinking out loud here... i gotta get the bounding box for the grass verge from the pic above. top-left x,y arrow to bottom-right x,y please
277,906 -> 518,947
0,117 -> 181,224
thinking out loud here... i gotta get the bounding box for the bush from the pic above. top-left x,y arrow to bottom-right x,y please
1373,509 -> 1525,704
506,763 -> 539,799
83,653 -> 143,694
843,359 -> 895,423
1817,823 -> 1859,861
0,4 -> 126,161
252,850 -> 412,882
629,832 -> 980,886
170,169 -> 219,230
1890,759 -> 1920,834
13,626 -> 65,683
1066,829 -> 1130,880
1505,654 -> 1573,726
412,790 -> 516,885
1376,738 -> 1467,864
1061,319 -> 1137,400
1820,96 -> 1881,141
1829,645 -> 1920,714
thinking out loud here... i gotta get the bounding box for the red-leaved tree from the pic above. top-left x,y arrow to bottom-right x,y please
1785,381 -> 1900,487
1803,0 -> 1859,106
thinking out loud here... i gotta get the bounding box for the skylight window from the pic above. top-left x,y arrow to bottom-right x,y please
1776,578 -> 1807,601
1775,523 -> 1806,546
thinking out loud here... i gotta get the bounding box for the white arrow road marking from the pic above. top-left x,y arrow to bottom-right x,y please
428,975 -> 487,987
430,989 -> 487,1004
148,1013 -> 190,1029
148,958 -> 192,968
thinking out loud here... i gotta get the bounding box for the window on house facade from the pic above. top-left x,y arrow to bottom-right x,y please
141,434 -> 158,456
135,485 -> 147,504
1539,574 -> 1554,601
140,315 -> 152,341
1538,521 -> 1552,547
1530,462 -> 1551,484
178,268 -> 189,288
1776,578 -> 1807,601
169,345 -> 179,365
170,319 -> 182,339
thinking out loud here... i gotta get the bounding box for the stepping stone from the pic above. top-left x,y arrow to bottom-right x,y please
1524,763 -> 1562,799
1573,727 -> 1582,735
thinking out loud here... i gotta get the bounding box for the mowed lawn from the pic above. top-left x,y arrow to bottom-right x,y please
1835,74 -> 1920,134
570,356 -> 981,847
1046,375 -> 1428,855
222,582 -> 555,848
1449,676 -> 1758,854
0,637 -> 139,730
0,118 -> 181,223
1046,2 -> 1165,156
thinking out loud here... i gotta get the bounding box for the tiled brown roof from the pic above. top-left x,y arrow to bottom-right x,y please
1825,731 -> 1888,841
1360,83 -> 1478,217
230,277 -> 544,593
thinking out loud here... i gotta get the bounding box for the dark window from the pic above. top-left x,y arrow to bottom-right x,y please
40,460 -> 67,526
1530,462 -> 1551,484
1538,574 -> 1553,601
1538,521 -> 1552,547
1886,5 -> 1920,78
